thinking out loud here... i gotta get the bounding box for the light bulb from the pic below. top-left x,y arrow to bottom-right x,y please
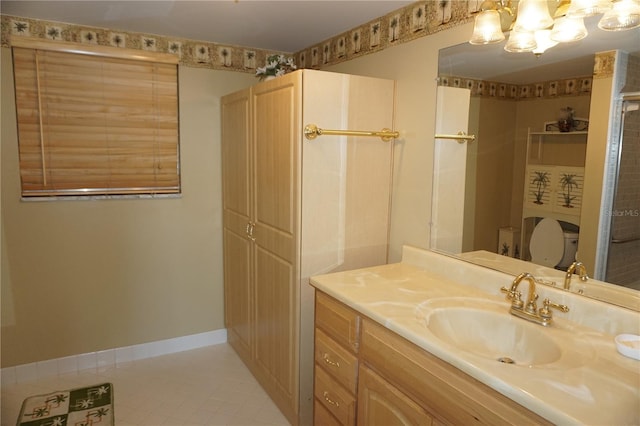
514,0 -> 554,31
533,30 -> 559,56
567,0 -> 613,17
504,29 -> 537,52
469,10 -> 506,44
598,0 -> 640,30
551,16 -> 589,42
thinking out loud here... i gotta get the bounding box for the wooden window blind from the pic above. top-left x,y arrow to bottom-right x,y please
12,41 -> 180,197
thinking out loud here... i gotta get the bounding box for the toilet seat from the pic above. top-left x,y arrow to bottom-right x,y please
530,218 -> 565,268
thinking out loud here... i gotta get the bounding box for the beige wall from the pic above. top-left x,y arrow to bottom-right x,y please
2,13 -> 623,367
471,97 -> 517,253
462,94 -> 591,255
325,24 -> 474,262
1,48 -> 255,367
1,20 -> 474,367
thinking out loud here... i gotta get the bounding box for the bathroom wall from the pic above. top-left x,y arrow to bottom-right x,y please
511,95 -> 592,225
468,96 -> 517,253
2,6 -> 629,367
1,49 -> 255,367
325,26 -> 473,262
1,14 -> 474,368
450,87 -> 591,254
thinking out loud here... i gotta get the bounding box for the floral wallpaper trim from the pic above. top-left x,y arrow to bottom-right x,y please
439,75 -> 593,100
1,1 -> 475,73
1,14 -> 283,73
294,1 -> 473,69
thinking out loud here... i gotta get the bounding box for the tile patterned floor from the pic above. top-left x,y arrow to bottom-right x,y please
1,344 -> 290,426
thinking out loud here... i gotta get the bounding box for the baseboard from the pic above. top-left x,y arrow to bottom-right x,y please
1,328 -> 227,386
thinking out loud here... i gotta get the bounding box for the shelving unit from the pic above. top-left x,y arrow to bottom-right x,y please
520,121 -> 588,261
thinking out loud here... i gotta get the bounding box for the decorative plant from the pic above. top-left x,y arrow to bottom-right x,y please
256,54 -> 296,80
531,171 -> 550,204
558,106 -> 575,132
501,242 -> 510,256
560,173 -> 579,208
560,106 -> 574,119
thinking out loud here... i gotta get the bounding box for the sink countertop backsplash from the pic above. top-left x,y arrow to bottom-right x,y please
310,245 -> 640,426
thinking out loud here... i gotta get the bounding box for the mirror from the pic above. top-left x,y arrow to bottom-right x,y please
434,15 -> 640,311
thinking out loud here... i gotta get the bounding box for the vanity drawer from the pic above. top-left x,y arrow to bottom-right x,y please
314,398 -> 342,426
315,292 -> 360,353
315,328 -> 359,393
315,365 -> 357,426
360,319 -> 553,426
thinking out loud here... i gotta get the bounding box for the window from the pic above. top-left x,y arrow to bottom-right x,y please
12,38 -> 180,198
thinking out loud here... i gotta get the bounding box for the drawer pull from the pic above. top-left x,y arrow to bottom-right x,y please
323,391 -> 340,407
322,353 -> 340,368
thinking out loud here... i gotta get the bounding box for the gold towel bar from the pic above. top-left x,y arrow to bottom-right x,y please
434,131 -> 476,143
304,124 -> 399,142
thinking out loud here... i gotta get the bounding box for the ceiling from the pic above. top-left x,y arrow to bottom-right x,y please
0,0 -> 413,52
1,1 -> 638,83
439,15 -> 640,84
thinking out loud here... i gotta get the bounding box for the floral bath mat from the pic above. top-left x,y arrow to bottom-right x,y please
17,382 -> 113,426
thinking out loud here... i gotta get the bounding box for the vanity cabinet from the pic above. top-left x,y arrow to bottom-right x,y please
221,69 -> 395,425
314,291 -> 553,426
314,292 -> 360,425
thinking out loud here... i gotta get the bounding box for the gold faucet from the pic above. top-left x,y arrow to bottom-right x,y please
564,261 -> 588,290
501,272 -> 569,326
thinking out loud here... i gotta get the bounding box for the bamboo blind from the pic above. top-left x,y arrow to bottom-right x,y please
12,46 -> 180,197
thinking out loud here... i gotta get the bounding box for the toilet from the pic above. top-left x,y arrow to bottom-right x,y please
529,218 -> 579,269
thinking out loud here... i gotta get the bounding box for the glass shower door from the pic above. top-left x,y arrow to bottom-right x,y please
605,95 -> 640,289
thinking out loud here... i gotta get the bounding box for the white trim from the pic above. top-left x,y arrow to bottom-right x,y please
1,329 -> 227,386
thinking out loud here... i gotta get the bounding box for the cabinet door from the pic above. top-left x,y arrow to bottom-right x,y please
251,72 -> 302,421
221,89 -> 252,361
358,365 -> 433,426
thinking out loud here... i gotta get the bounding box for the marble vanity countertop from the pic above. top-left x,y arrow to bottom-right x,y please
458,250 -> 640,312
309,246 -> 640,426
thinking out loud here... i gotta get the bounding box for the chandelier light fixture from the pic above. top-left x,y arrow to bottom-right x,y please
469,0 -> 640,55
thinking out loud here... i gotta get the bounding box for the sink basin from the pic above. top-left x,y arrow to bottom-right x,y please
424,304 -> 562,366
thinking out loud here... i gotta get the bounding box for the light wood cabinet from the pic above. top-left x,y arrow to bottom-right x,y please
357,365 -> 433,426
221,87 -> 252,364
221,70 -> 395,425
314,292 -> 361,425
313,290 -> 554,426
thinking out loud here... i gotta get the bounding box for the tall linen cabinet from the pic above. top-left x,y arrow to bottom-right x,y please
221,69 -> 395,425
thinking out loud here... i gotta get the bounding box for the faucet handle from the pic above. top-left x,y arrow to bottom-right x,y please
511,291 -> 524,309
525,293 -> 539,314
544,298 -> 569,312
500,286 -> 512,298
500,286 -> 525,309
539,298 -> 570,320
